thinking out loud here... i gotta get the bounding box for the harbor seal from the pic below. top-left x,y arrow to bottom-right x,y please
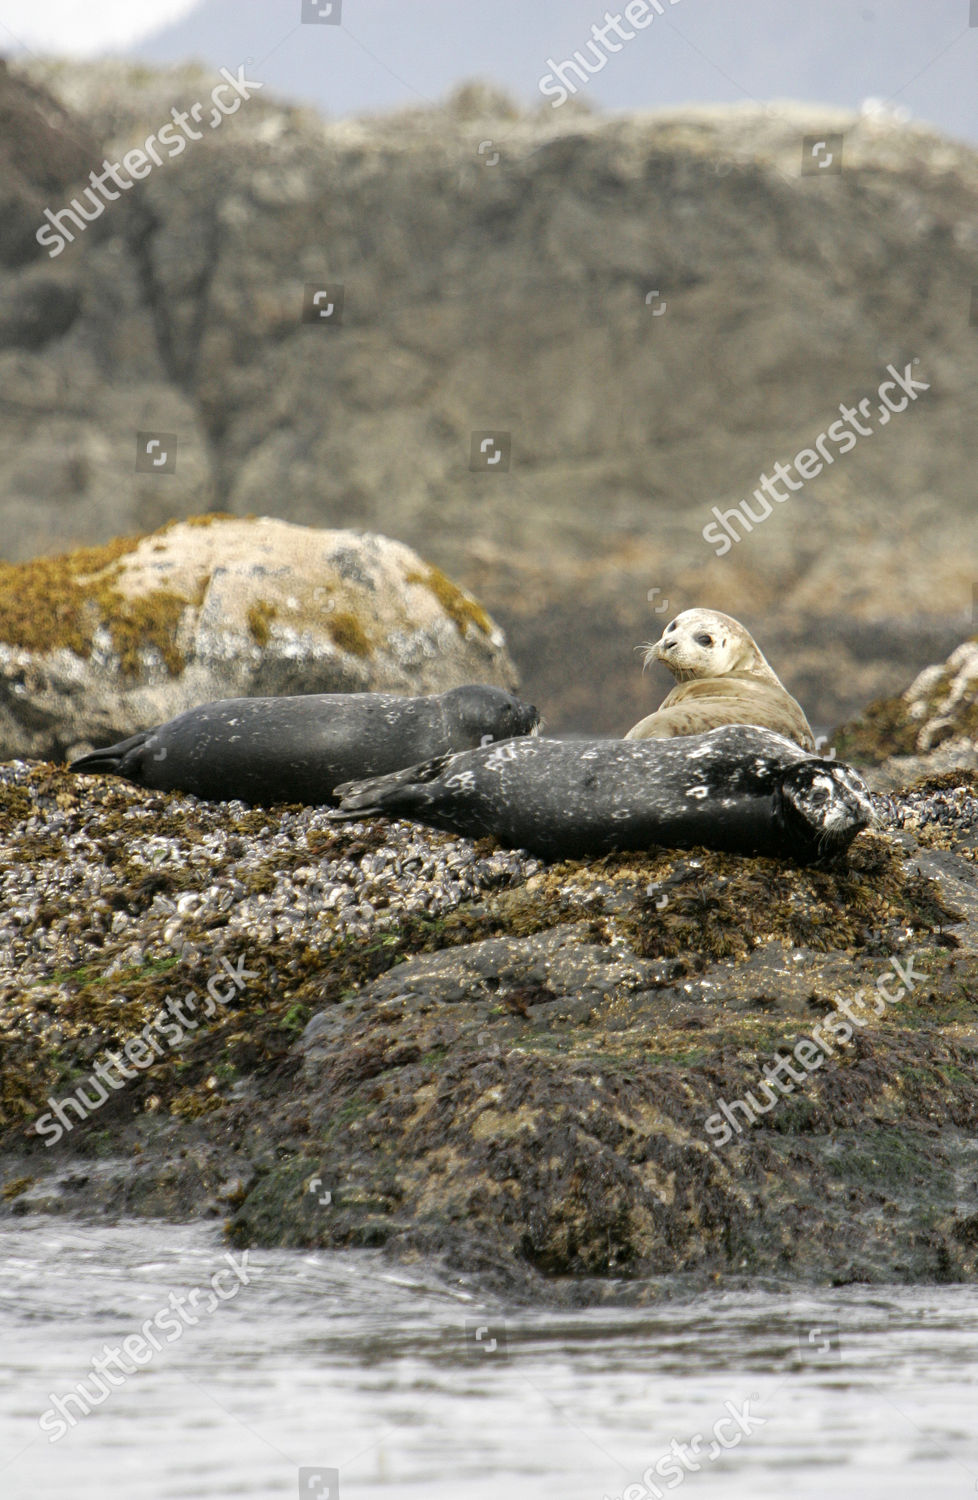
68,685 -> 540,807
625,608 -> 816,751
332,725 -> 873,862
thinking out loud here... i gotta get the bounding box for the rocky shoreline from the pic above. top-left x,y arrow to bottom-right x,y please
2,754 -> 978,1303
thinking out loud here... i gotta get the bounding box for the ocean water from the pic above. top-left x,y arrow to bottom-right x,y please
1,1219 -> 977,1499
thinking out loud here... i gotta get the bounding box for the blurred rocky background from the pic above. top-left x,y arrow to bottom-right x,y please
1,48 -> 976,734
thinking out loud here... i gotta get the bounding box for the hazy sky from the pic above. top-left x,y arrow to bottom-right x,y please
2,0 -> 978,144
0,0 -> 196,53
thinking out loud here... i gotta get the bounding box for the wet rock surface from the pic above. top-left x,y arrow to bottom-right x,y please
2,757 -> 978,1302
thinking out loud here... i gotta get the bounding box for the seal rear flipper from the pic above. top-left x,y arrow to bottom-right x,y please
69,729 -> 152,781
330,753 -> 454,820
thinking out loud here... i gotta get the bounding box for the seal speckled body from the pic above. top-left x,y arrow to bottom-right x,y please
333,725 -> 873,863
69,685 -> 540,807
625,608 -> 816,750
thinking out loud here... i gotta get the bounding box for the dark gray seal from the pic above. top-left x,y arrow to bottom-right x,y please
332,725 -> 873,862
68,685 -> 540,807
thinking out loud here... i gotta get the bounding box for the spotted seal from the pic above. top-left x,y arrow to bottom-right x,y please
331,724 -> 873,862
68,685 -> 541,806
625,608 -> 815,750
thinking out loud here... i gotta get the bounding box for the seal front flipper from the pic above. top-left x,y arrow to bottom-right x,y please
330,753 -> 454,821
69,729 -> 155,783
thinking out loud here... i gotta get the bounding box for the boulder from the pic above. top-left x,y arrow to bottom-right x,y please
0,515 -> 519,760
834,636 -> 978,789
2,753 -> 977,1296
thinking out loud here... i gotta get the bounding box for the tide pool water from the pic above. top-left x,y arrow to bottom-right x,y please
1,1219 -> 977,1499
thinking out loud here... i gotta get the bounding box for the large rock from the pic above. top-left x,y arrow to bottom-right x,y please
2,754 -> 978,1297
835,636 -> 978,788
0,515 -> 518,760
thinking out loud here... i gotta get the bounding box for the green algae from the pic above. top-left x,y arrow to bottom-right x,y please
327,610 -> 371,657
406,564 -> 493,637
246,599 -> 278,647
824,1127 -> 936,1185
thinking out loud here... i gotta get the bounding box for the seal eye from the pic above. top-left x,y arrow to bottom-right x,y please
665,620 -> 677,633
694,633 -> 713,647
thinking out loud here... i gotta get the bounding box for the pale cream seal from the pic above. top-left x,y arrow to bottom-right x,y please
625,608 -> 815,751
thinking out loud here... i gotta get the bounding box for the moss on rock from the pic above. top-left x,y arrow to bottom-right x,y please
327,610 -> 371,657
834,694 -> 919,765
245,599 -> 278,647
407,565 -> 493,638
0,533 -> 193,676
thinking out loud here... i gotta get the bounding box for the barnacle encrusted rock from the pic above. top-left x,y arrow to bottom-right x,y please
2,757 -> 978,1301
0,514 -> 519,760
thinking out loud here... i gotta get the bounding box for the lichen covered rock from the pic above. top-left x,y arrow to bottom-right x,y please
0,515 -> 519,759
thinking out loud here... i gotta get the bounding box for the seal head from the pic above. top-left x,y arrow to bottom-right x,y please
439,684 -> 541,746
645,607 -> 781,683
777,760 -> 876,859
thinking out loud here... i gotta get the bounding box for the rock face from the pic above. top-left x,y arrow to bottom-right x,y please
0,516 -> 519,760
835,636 -> 978,789
2,60 -> 976,731
905,641 -> 978,751
0,58 -> 99,271
2,756 -> 978,1299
